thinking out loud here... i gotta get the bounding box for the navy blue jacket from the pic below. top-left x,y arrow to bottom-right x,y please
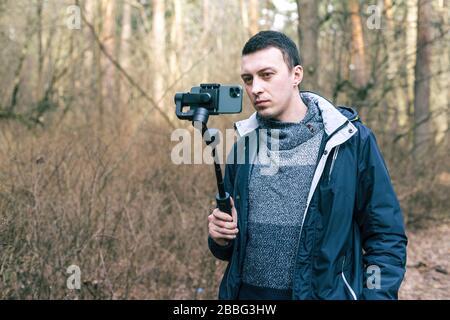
208,92 -> 407,300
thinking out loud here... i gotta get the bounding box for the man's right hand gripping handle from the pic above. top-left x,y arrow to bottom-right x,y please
208,197 -> 239,247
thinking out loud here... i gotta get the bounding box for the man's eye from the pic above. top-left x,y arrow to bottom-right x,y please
262,73 -> 273,78
243,78 -> 252,85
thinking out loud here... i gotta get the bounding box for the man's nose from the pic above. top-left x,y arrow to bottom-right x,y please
251,78 -> 264,96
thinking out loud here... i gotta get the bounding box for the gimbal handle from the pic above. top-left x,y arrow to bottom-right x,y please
216,192 -> 232,215
203,128 -> 232,216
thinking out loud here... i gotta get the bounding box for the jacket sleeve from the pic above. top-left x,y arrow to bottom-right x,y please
207,144 -> 237,261
355,128 -> 408,300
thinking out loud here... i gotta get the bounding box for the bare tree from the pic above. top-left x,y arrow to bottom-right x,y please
152,0 -> 166,104
117,0 -> 133,137
296,0 -> 320,90
406,0 -> 418,118
120,0 -> 132,73
84,0 -> 95,80
94,1 -> 104,123
383,0 -> 409,132
169,0 -> 183,84
240,0 -> 249,35
349,0 -> 368,88
249,0 -> 259,36
413,0 -> 433,164
36,0 -> 43,99
101,0 -> 117,110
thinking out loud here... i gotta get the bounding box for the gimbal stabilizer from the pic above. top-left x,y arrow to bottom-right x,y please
174,84 -> 243,215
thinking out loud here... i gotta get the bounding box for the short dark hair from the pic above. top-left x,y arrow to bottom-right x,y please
242,31 -> 302,70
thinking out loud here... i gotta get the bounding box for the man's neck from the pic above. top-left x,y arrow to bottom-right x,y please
276,92 -> 308,123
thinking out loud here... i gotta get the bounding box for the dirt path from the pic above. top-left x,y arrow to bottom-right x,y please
399,221 -> 450,300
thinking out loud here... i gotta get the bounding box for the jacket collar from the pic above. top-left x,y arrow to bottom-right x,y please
234,91 -> 350,138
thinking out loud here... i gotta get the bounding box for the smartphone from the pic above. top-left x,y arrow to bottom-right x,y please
190,84 -> 242,114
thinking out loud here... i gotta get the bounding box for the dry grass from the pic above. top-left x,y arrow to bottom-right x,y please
0,113 -> 448,299
0,117 -> 227,299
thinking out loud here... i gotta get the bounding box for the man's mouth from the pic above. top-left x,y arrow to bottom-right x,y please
255,99 -> 270,106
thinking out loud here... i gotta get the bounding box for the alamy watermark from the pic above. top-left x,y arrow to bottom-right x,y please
170,122 -> 282,175
366,5 -> 382,30
66,5 -> 81,30
66,264 -> 81,290
366,265 -> 381,290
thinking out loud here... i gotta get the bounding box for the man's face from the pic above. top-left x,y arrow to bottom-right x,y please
240,47 -> 303,120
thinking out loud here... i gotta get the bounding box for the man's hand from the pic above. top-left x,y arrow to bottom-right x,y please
208,197 -> 239,246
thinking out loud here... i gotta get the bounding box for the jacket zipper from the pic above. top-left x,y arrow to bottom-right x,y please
341,256 -> 357,300
291,123 -> 353,299
328,145 -> 340,182
292,144 -> 331,298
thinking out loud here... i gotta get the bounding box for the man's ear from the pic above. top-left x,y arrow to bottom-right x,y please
293,65 -> 303,87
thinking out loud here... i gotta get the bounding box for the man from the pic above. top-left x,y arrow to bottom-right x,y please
207,31 -> 407,300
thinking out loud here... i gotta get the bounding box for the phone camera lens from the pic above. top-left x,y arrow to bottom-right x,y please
230,87 -> 240,98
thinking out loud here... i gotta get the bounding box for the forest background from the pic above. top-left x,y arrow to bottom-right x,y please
0,0 -> 448,299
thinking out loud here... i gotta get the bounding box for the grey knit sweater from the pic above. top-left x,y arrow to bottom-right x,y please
240,97 -> 324,299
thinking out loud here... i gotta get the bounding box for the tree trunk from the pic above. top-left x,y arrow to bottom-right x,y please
169,0 -> 183,84
438,0 -> 449,147
152,0 -> 166,104
84,0 -> 95,83
384,0 -> 396,79
119,0 -> 132,100
201,0 -> 212,81
249,0 -> 259,36
383,0 -> 408,136
240,0 -> 249,35
296,0 -> 319,91
119,0 -> 132,138
101,0 -> 116,112
349,0 -> 368,88
203,0 -> 210,32
120,0 -> 132,72
413,0 -> 433,165
447,77 -> 450,150
36,1 -> 44,100
432,0 -> 449,145
406,0 -> 418,121
94,1 -> 104,126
